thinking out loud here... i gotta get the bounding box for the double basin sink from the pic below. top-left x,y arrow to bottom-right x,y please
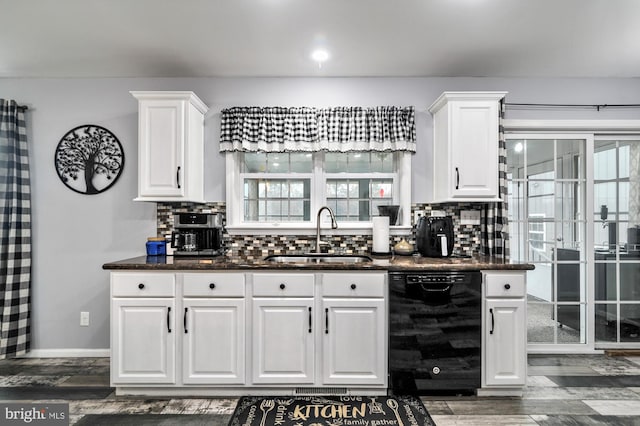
264,253 -> 373,264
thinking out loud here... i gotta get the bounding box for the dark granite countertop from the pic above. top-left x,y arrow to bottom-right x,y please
103,254 -> 534,271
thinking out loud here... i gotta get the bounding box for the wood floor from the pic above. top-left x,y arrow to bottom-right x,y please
0,354 -> 639,425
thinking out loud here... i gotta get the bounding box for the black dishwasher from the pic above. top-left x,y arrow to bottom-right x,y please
388,271 -> 482,395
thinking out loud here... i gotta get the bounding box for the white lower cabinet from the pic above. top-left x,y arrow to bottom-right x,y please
322,298 -> 386,385
252,298 -> 315,384
182,298 -> 245,384
182,272 -> 246,385
110,270 -> 388,394
481,271 -> 527,394
111,272 -> 177,385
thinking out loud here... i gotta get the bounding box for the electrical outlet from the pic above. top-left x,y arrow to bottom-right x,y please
430,210 -> 446,217
460,210 -> 481,225
413,210 -> 426,225
80,311 -> 90,327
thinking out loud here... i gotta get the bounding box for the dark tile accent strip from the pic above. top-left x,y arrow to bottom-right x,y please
74,414 -> 230,426
546,375 -> 640,387
0,386 -> 113,400
533,415 -> 640,426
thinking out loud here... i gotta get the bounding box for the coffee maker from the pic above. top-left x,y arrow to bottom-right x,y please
416,216 -> 454,257
171,213 -> 223,256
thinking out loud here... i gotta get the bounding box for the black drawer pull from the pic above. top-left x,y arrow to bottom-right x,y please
455,167 -> 460,190
350,283 -> 357,290
504,284 -> 511,290
176,166 -> 181,189
308,307 -> 312,333
167,307 -> 172,333
138,283 -> 145,289
279,283 -> 286,290
209,283 -> 216,289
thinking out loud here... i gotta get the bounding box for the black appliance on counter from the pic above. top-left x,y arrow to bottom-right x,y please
171,213 -> 223,256
416,216 -> 454,257
388,270 -> 481,395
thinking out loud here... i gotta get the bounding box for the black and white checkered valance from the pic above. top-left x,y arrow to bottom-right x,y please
0,99 -> 31,358
219,106 -> 416,153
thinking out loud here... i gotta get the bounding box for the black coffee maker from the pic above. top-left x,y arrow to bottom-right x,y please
171,213 -> 223,256
416,216 -> 454,257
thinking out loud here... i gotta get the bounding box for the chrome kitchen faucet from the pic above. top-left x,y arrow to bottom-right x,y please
314,206 -> 338,253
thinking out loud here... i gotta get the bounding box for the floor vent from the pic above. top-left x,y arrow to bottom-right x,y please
295,387 -> 347,395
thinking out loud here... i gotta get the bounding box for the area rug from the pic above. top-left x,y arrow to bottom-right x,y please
228,395 -> 435,426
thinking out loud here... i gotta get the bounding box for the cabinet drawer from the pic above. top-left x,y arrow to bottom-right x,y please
183,273 -> 245,297
484,272 -> 525,298
112,273 -> 175,297
321,273 -> 385,297
253,274 -> 314,297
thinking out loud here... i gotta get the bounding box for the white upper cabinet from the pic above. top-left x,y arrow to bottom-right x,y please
131,91 -> 208,202
428,91 -> 507,203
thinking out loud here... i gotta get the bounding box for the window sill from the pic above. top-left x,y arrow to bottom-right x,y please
226,223 -> 413,236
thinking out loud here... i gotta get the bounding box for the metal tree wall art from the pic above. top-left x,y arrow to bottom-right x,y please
54,125 -> 124,194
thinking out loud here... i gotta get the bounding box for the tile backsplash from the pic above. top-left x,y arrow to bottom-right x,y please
156,202 -> 482,258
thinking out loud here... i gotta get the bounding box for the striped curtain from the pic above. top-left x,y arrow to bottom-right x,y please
481,99 -> 509,258
219,106 -> 416,153
0,99 -> 31,358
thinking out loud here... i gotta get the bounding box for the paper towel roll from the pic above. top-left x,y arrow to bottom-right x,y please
372,216 -> 390,253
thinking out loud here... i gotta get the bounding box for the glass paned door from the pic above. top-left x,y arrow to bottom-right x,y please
594,138 -> 640,346
507,136 -> 589,349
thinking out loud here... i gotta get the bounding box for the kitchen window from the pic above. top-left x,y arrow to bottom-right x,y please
226,151 -> 411,233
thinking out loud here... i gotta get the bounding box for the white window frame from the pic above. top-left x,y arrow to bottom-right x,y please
225,151 -> 412,235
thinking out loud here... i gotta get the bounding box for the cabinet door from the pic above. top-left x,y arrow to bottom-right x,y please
450,100 -> 499,199
137,98 -> 185,198
484,299 -> 526,386
111,298 -> 176,384
182,298 -> 245,384
322,299 -> 386,385
252,298 -> 314,384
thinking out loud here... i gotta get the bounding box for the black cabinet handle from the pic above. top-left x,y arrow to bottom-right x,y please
167,307 -> 172,333
489,308 -> 494,335
308,307 -> 312,333
350,283 -> 357,290
176,166 -> 181,189
455,167 -> 460,190
138,283 -> 144,289
504,284 -> 511,290
279,283 -> 286,290
209,283 -> 216,289
184,308 -> 188,334
325,308 -> 329,334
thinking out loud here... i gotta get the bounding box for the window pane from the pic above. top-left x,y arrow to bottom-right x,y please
557,305 -> 583,343
348,152 -> 369,172
243,178 -> 311,222
527,302 -> 554,343
267,153 -> 287,173
325,153 -> 347,173
290,153 -> 313,172
595,304 -> 617,342
242,153 -> 267,173
620,304 -> 640,342
327,177 -> 393,222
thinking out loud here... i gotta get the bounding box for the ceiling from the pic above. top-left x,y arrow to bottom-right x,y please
2,0 -> 640,78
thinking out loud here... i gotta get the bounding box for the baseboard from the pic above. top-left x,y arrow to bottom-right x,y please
21,349 -> 110,358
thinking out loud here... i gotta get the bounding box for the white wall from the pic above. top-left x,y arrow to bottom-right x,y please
1,77 -> 639,351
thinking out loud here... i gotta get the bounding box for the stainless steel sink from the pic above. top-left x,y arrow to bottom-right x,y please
263,254 -> 373,264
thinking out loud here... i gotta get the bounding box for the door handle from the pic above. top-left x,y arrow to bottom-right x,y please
176,166 -> 181,189
325,308 -> 329,334
455,167 -> 460,190
167,307 -> 172,333
184,307 -> 188,334
489,308 -> 494,335
308,307 -> 312,333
